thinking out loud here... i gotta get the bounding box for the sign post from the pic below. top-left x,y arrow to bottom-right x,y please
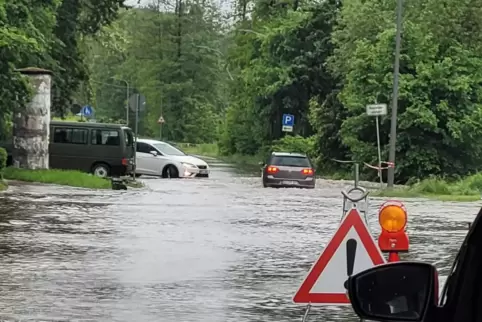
133,94 -> 139,178
282,114 -> 294,132
158,115 -> 165,140
135,94 -> 140,142
130,93 -> 146,179
366,104 -> 387,188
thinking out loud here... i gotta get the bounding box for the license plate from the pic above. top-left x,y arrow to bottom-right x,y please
282,180 -> 298,185
199,169 -> 208,174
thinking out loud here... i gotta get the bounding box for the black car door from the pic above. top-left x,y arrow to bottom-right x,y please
437,207 -> 482,322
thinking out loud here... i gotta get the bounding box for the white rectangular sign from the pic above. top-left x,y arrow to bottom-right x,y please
282,125 -> 293,132
366,104 -> 387,116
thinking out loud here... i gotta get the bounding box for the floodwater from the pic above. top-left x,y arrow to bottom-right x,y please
0,160 -> 478,322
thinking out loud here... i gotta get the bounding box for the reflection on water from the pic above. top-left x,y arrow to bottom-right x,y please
0,165 -> 477,321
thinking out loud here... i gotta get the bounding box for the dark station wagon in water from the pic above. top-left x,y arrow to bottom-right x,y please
260,152 -> 316,188
4,121 -> 135,178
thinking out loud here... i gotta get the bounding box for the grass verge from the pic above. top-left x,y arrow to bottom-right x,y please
177,143 -> 219,158
372,189 -> 480,202
372,174 -> 482,202
0,180 -> 7,191
3,167 -> 111,189
177,143 -> 262,169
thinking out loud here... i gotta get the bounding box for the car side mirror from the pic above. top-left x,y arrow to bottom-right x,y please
149,150 -> 158,156
346,262 -> 438,322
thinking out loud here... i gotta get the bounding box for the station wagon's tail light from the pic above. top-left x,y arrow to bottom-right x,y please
302,168 -> 314,175
267,166 -> 279,174
122,158 -> 128,166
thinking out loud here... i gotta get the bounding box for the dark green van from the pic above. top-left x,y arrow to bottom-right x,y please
49,121 -> 135,177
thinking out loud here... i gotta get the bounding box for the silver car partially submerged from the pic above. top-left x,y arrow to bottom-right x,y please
261,152 -> 316,189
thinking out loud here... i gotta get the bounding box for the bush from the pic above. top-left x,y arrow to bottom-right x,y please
0,147 -> 7,174
271,135 -> 316,158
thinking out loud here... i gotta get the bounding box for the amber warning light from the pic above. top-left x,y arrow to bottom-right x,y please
378,200 -> 409,253
379,202 -> 407,232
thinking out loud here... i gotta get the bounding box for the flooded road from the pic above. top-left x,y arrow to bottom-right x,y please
0,160 -> 479,322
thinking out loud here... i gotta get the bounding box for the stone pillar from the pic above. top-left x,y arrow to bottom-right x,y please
12,68 -> 52,169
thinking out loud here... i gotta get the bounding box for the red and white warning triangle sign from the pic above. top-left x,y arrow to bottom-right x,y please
293,208 -> 386,305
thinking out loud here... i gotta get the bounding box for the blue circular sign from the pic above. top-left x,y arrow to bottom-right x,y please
81,105 -> 93,116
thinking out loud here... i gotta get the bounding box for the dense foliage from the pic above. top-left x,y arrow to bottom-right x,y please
0,0 -> 123,133
3,0 -> 482,183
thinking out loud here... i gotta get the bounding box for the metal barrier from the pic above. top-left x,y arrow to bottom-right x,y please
342,186 -> 369,224
332,158 -> 395,190
331,159 -> 369,222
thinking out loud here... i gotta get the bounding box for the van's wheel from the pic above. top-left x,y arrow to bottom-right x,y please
163,165 -> 179,178
92,163 -> 110,178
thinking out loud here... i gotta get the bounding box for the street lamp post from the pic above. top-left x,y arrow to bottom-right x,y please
387,0 -> 403,188
125,81 -> 129,126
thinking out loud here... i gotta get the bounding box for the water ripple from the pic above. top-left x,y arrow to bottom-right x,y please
0,168 -> 475,321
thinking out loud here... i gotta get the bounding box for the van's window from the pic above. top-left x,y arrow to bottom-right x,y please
153,142 -> 186,156
91,129 -> 120,146
123,129 -> 134,147
53,128 -> 88,144
270,155 -> 311,167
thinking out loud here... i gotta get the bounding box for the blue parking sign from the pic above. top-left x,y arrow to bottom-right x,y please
282,114 -> 295,126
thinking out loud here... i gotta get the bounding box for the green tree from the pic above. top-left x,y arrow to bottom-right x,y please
0,0 -> 126,138
220,0 -> 340,157
0,0 -> 60,139
50,0 -> 125,117
85,1 -> 228,142
329,0 -> 482,182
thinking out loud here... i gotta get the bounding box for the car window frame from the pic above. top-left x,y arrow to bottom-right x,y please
438,207 -> 482,322
137,142 -> 165,156
269,155 -> 312,167
152,142 -> 182,156
137,142 -> 152,154
151,145 -> 165,156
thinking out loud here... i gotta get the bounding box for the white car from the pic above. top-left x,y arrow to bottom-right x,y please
135,139 -> 210,178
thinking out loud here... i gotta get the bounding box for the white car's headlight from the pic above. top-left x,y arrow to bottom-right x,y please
182,162 -> 197,168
